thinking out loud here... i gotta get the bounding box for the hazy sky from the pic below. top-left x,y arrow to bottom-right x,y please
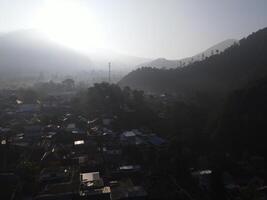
0,0 -> 267,59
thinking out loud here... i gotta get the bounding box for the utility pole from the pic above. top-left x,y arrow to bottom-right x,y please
108,62 -> 111,83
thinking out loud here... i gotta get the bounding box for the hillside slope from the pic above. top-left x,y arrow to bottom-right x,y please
119,28 -> 267,95
0,30 -> 91,77
214,76 -> 267,154
136,39 -> 237,69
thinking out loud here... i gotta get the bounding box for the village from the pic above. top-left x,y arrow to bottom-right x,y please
0,87 -> 267,200
0,88 -> 168,200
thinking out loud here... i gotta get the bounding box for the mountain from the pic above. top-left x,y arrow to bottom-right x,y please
119,27 -> 267,95
0,30 -> 93,77
0,30 -> 151,84
136,39 -> 238,69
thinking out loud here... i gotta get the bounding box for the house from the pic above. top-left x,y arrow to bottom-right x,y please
39,167 -> 72,185
80,186 -> 111,200
118,165 -> 141,172
102,118 -> 112,126
42,132 -> 57,139
191,170 -> 212,191
121,131 -> 136,139
73,155 -> 88,165
120,131 -> 145,146
66,123 -> 76,131
17,104 -> 40,113
74,140 -> 85,146
24,125 -> 43,139
146,134 -> 166,146
112,165 -> 142,179
80,172 -> 104,188
80,172 -> 111,200
37,167 -> 79,199
40,148 -> 64,167
110,178 -> 147,200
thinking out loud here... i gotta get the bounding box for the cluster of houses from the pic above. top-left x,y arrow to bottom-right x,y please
0,89 -> 167,200
1,89 -> 267,200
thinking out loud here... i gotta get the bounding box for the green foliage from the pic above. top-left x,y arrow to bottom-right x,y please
87,82 -> 123,114
73,82 -> 208,142
73,82 -> 158,130
62,78 -> 75,90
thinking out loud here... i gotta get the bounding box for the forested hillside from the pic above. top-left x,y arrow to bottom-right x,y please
119,28 -> 267,96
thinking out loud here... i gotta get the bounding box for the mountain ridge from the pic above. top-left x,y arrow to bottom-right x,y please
119,27 -> 267,95
136,39 -> 238,69
0,29 -> 152,82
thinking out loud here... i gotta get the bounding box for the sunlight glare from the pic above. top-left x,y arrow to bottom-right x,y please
35,0 -> 103,51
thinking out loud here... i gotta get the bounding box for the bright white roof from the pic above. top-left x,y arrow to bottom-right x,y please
81,172 -> 100,181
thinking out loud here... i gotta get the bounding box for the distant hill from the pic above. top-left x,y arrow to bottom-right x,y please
136,39 -> 238,69
119,27 -> 267,95
86,49 -> 151,76
0,30 -> 151,83
0,30 -> 93,77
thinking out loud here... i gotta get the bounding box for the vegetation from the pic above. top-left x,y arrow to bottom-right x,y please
214,77 -> 267,155
117,27 -> 267,156
119,27 -> 267,95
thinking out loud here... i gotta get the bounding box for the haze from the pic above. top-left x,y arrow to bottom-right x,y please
0,0 -> 267,59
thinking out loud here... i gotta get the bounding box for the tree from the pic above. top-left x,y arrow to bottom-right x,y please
62,78 -> 75,91
202,53 -> 205,60
18,89 -> 38,104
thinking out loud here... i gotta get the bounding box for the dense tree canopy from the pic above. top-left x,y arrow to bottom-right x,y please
119,27 -> 267,96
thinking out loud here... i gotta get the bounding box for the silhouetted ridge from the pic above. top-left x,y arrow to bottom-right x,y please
136,39 -> 238,69
119,27 -> 267,95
